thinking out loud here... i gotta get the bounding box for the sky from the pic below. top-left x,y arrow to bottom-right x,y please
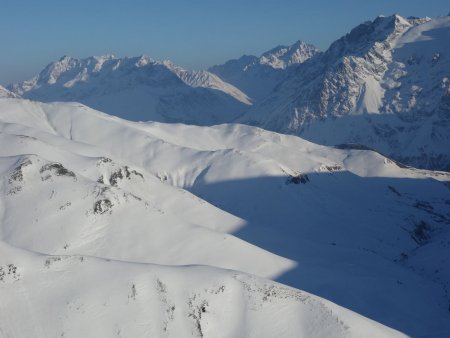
0,0 -> 449,85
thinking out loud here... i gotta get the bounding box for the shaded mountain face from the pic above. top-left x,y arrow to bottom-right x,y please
0,97 -> 449,336
237,15 -> 450,171
209,41 -> 320,101
9,55 -> 251,125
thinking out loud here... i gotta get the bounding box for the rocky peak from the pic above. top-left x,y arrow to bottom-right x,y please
260,41 -> 320,69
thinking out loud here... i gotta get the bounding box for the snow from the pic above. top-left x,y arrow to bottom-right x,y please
0,97 -> 449,337
0,241 -> 405,338
208,40 -> 320,101
236,14 -> 450,171
355,76 -> 384,114
259,41 -> 320,69
9,15 -> 449,171
2,12 -> 450,337
164,61 -> 252,105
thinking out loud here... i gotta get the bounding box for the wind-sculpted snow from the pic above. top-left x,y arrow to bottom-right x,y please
0,98 -> 449,337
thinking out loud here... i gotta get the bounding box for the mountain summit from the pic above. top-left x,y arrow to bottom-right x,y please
208,40 -> 320,101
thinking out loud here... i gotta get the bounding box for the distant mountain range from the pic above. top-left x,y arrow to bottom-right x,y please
9,14 -> 450,171
9,55 -> 251,124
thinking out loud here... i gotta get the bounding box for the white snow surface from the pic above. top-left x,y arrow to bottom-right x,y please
0,97 -> 449,337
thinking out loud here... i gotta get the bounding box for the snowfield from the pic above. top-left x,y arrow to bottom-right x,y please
0,98 -> 449,337
0,242 -> 405,338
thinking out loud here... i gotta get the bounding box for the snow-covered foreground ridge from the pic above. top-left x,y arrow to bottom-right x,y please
0,243 -> 403,338
0,98 -> 449,337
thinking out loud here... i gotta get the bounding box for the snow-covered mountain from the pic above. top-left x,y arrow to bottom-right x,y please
9,55 -> 251,124
10,15 -> 450,172
1,97 -> 449,337
239,15 -> 450,171
209,40 -> 320,101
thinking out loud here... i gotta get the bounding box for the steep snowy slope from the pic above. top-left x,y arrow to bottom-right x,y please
0,98 -> 449,337
209,41 -> 320,101
239,15 -> 450,170
9,55 -> 251,124
164,61 -> 252,105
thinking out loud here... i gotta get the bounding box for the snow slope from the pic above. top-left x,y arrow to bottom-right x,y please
0,242 -> 404,338
9,55 -> 251,124
0,97 -> 449,337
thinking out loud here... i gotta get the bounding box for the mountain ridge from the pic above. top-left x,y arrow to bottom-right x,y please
208,40 -> 320,101
7,14 -> 450,171
237,14 -> 450,171
0,97 -> 449,336
9,54 -> 251,124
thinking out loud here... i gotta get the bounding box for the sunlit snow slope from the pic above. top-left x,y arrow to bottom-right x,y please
0,98 -> 449,337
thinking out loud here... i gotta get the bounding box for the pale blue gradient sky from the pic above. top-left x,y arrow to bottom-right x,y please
1,0 -> 449,85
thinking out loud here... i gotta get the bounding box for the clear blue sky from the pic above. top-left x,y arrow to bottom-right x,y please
0,0 -> 448,85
